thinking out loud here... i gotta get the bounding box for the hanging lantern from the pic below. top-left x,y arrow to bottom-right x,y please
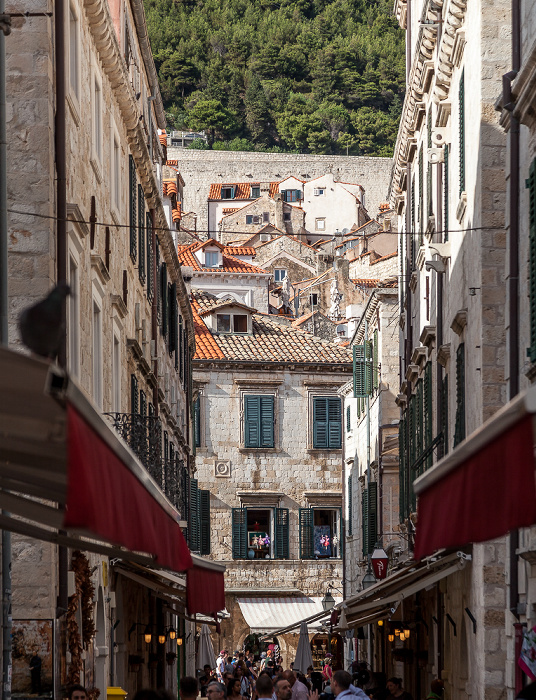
158,634 -> 166,644
377,620 -> 384,627
388,634 -> 394,643
371,546 -> 389,580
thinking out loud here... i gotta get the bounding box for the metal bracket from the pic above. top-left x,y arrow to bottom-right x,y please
465,607 -> 476,634
446,613 -> 457,636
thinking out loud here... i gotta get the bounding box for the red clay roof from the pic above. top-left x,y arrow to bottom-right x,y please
223,246 -> 256,256
191,291 -> 353,364
163,180 -> 178,197
370,251 -> 398,265
208,182 -> 273,200
351,278 -> 398,288
177,240 -> 268,274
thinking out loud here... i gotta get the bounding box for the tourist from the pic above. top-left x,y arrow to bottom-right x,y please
67,686 -> 88,700
256,672 -> 274,700
331,670 -> 369,700
282,669 -> 308,700
200,665 -> 216,697
322,659 -> 333,685
226,657 -> 236,675
385,678 -> 412,700
308,666 -> 323,694
217,652 -> 227,681
274,678 -> 293,700
425,680 -> 444,700
181,678 -> 200,700
207,682 -> 227,700
228,677 -> 245,700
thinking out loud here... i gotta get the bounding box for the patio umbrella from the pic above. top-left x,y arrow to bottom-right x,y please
294,621 -> 314,673
197,624 -> 217,671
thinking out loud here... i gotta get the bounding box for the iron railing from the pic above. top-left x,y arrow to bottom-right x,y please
105,413 -> 189,519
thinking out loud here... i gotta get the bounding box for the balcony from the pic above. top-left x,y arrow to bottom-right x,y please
105,413 -> 188,518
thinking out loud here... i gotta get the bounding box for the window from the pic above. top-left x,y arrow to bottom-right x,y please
112,332 -> 121,412
216,312 -> 249,334
459,69 -> 465,195
92,298 -> 103,408
216,314 -> 230,333
68,255 -> 79,377
232,507 -> 289,560
314,188 -> 326,196
362,482 -> 378,556
205,250 -> 219,267
138,184 -> 145,282
454,343 -> 465,446
310,293 -> 318,306
263,212 -> 270,223
283,212 -> 291,222
92,74 -> 102,165
233,314 -> 248,333
111,133 -> 120,213
69,4 -> 80,102
221,186 -> 235,200
283,189 -> 301,202
347,476 -> 353,537
251,186 -> 260,198
129,155 -> 137,260
246,215 -> 261,225
315,218 -> 326,231
194,396 -> 201,447
274,269 -> 287,283
244,395 -> 274,448
312,396 -> 341,449
299,508 -> 341,559
130,374 -> 138,413
444,144 -> 449,242
346,405 -> 351,432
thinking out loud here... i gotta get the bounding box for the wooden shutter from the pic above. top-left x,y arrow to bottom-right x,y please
427,109 -> 433,217
327,397 -> 341,449
130,374 -> 138,414
274,508 -> 289,559
444,144 -> 449,242
129,155 -> 137,260
424,362 -> 433,469
347,475 -> 353,536
299,508 -> 314,559
232,507 -> 247,559
367,482 -> 378,554
459,70 -> 465,195
146,212 -> 153,302
373,330 -> 379,390
260,395 -> 274,447
173,288 -> 178,370
244,395 -> 274,448
199,490 -> 211,555
361,487 -> 368,557
168,283 -> 177,357
398,416 -> 407,521
529,157 -> 536,361
139,389 -> 146,417
418,144 -> 424,243
440,374 -> 449,457
189,478 -> 200,551
138,184 -> 146,282
161,263 -> 168,338
410,176 -> 416,269
346,405 -> 351,432
454,343 -> 466,446
194,396 -> 201,447
179,316 -> 183,377
353,344 -> 372,398
313,397 -> 328,448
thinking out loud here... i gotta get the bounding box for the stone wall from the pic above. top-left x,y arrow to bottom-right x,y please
168,149 -> 394,234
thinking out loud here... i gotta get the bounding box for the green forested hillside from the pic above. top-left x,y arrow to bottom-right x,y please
145,0 -> 405,156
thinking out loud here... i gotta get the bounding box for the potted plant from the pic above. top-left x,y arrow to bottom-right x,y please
128,654 -> 144,672
166,652 -> 177,665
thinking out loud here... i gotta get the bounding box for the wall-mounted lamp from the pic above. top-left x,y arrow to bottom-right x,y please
377,619 -> 384,627
144,625 -> 152,644
158,634 -> 166,645
388,634 -> 395,643
168,627 -> 177,640
176,637 -> 183,646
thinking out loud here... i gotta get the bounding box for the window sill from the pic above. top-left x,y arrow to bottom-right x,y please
239,447 -> 281,454
307,448 -> 342,454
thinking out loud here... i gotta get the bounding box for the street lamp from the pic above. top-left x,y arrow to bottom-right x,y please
361,557 -> 377,589
322,589 -> 336,611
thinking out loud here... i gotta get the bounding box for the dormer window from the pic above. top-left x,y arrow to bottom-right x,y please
251,186 -> 260,198
205,250 -> 220,267
221,185 -> 235,200
216,313 -> 249,334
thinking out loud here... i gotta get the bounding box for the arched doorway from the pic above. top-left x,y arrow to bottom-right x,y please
243,634 -> 280,663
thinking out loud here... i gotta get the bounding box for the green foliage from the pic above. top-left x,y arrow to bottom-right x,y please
145,0 -> 405,155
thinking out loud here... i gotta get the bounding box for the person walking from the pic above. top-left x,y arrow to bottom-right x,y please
228,677 -> 245,700
331,670 -> 369,700
322,659 -> 333,686
385,678 -> 412,700
255,672 -> 274,700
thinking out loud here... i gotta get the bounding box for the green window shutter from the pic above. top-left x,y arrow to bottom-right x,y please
138,184 -> 146,282
398,416 -> 407,522
528,157 -> 536,362
244,395 -> 274,448
346,405 -> 351,432
353,344 -> 372,398
146,212 -> 153,302
129,155 -> 137,261
373,330 -> 379,390
424,362 -> 433,469
410,176 -> 416,269
161,263 -> 168,338
440,373 -> 449,457
299,508 -> 314,559
367,482 -> 378,554
232,507 -> 247,559
362,488 -> 368,557
313,397 -> 328,448
189,478 -> 200,552
194,396 -> 201,447
274,508 -> 289,559
199,490 -> 211,555
444,144 -> 449,242
459,69 -> 465,195
347,475 -> 353,537
454,343 -> 466,446
327,397 -> 342,448
130,374 -> 138,414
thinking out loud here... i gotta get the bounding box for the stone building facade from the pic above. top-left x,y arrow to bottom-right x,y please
191,290 -> 352,665
5,0 -> 198,691
167,149 -> 394,235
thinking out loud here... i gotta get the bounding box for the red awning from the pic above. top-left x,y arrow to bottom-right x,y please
65,403 -> 192,573
414,386 -> 536,560
187,560 -> 226,615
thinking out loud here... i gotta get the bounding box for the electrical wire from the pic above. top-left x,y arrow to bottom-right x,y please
7,207 -> 505,238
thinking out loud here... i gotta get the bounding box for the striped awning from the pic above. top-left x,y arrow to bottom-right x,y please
237,597 -> 341,634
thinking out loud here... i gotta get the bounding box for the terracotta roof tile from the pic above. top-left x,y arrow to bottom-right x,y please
351,277 -> 398,288
223,246 -> 256,256
370,251 -> 398,265
163,180 -> 178,197
208,182 -> 265,200
177,240 -> 268,274
191,291 -> 352,364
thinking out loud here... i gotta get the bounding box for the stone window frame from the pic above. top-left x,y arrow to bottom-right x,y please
67,226 -> 83,378
193,381 -> 209,450
235,379 -> 283,453
90,62 -> 104,182
67,0 -> 81,123
110,119 -> 122,223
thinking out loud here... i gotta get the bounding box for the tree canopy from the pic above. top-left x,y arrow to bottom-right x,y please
145,0 -> 405,155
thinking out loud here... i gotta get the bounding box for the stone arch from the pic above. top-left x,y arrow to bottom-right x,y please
216,292 -> 242,303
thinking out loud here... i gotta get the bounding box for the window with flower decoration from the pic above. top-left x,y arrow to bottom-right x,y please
299,508 -> 341,559
231,507 -> 289,560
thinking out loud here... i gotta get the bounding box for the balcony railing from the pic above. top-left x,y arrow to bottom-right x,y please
105,413 -> 188,519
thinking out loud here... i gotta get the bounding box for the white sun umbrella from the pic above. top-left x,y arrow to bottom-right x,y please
197,623 -> 217,671
294,621 -> 314,674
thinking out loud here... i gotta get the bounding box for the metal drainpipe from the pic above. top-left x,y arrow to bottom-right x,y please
508,0 -> 521,619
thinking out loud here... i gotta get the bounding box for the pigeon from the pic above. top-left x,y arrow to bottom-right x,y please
18,282 -> 71,358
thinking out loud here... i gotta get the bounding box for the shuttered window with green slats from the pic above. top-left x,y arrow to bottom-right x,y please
194,396 -> 201,447
440,373 -> 449,457
399,416 -> 408,521
528,157 -> 536,362
459,69 -> 465,195
444,144 -> 449,241
418,144 -> 424,244
130,374 -> 138,414
313,396 -> 341,449
353,343 -> 372,398
346,405 -> 351,432
189,478 -> 200,552
274,508 -> 289,559
199,489 -> 211,555
299,508 -> 314,559
231,507 -> 247,559
373,330 -> 379,390
347,475 -> 353,536
244,395 -> 274,448
138,184 -> 146,283
411,176 -> 416,269
454,343 -> 465,447
362,482 -> 378,556
161,263 -> 168,338
129,155 -> 137,261
139,389 -> 146,417
427,109 -> 433,218
424,362 -> 433,471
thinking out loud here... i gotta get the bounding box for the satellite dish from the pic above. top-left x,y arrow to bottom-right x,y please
342,228 -> 349,235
